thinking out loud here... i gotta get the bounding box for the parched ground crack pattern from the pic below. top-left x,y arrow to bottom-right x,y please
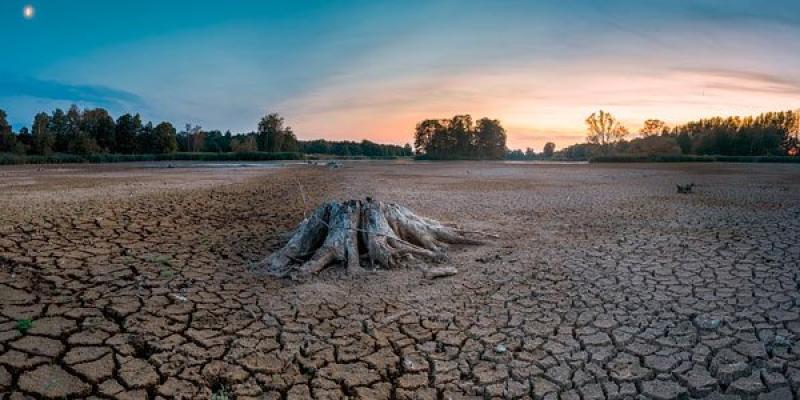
1,162 -> 799,400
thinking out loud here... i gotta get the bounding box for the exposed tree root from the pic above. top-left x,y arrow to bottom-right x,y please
259,198 -> 485,278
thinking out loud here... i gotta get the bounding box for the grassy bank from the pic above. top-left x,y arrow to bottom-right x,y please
589,154 -> 800,163
0,152 -> 412,165
0,152 -> 306,165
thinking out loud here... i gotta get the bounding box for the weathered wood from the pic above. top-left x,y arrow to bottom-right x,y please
424,266 -> 458,279
258,203 -> 330,277
259,197 -> 484,278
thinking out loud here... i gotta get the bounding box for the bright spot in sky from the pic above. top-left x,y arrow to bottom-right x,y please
23,5 -> 35,19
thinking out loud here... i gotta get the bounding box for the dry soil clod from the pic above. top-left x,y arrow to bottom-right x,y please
259,197 -> 484,278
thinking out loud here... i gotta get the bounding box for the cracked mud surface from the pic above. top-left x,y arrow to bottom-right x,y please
1,161 -> 799,399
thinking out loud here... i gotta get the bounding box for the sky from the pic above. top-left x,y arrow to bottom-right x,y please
2,1 -> 800,150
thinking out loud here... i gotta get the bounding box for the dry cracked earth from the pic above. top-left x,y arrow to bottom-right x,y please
1,161 -> 799,400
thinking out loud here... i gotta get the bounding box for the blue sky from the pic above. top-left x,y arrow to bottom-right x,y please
2,0 -> 800,148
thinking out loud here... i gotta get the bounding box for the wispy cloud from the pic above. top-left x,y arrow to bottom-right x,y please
0,76 -> 145,109
673,67 -> 800,95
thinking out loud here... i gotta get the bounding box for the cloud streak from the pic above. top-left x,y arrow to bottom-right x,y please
0,76 -> 145,109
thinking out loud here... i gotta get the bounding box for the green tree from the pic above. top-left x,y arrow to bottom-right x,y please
450,115 -> 475,157
31,112 -> 54,155
414,115 -> 506,159
257,113 -> 297,152
0,109 -> 16,153
64,105 -> 83,152
69,132 -> 100,155
413,119 -> 445,156
114,113 -> 142,154
281,128 -> 298,152
137,122 -> 155,153
16,127 -> 33,154
474,118 -> 506,159
49,108 -> 69,152
231,135 -> 258,152
626,135 -> 681,155
524,148 -> 536,159
543,142 -> 556,158
666,110 -> 797,156
675,132 -> 692,154
152,122 -> 178,153
182,124 -> 205,152
81,108 -> 116,152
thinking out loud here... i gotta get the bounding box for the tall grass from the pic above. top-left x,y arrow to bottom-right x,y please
0,152 -> 305,165
590,154 -> 800,163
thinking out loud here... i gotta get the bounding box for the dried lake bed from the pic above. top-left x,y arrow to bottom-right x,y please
1,161 -> 799,399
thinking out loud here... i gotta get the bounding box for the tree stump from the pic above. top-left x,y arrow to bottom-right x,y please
259,198 -> 484,278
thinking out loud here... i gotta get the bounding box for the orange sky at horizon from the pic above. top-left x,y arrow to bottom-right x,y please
285,65 -> 800,151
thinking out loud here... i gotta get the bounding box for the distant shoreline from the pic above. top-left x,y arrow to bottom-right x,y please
588,154 -> 800,163
2,151 -> 798,166
0,152 -> 409,165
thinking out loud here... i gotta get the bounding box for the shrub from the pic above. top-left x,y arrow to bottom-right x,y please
15,319 -> 33,334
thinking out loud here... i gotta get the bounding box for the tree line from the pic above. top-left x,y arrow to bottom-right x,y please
0,106 -> 411,158
0,106 -> 178,155
549,109 -> 800,160
413,115 -> 507,159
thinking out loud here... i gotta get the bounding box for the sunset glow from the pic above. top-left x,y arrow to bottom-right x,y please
2,1 -> 800,150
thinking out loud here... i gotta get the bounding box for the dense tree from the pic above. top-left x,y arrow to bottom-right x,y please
543,142 -> 555,158
298,139 -> 409,157
180,124 -> 205,152
114,113 -> 142,154
624,135 -> 682,155
69,132 -> 100,155
5,104 -> 797,161
231,135 -> 258,152
201,130 -> 231,153
675,131 -> 692,154
31,112 -> 54,155
152,122 -> 178,153
135,122 -> 155,153
556,143 -> 603,160
2,106 -> 410,159
257,113 -> 298,152
667,110 -> 798,156
16,128 -> 33,152
64,105 -> 83,152
586,110 -> 628,147
639,119 -> 667,137
450,115 -> 475,156
302,139 -> 330,154
81,108 -> 116,151
474,118 -> 506,159
505,149 -> 527,160
414,115 -> 507,159
413,119 -> 445,156
49,108 -> 70,152
552,110 -> 800,160
0,109 -> 16,153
